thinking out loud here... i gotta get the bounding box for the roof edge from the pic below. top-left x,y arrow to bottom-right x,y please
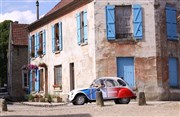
28,0 -> 93,32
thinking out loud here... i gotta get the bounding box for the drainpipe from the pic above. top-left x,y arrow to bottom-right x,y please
36,0 -> 39,20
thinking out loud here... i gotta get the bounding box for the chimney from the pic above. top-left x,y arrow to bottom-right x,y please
36,0 -> 39,20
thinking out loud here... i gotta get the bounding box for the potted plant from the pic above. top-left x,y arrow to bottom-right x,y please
27,94 -> 34,102
52,95 -> 62,103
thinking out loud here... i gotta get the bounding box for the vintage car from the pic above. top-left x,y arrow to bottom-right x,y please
68,77 -> 136,105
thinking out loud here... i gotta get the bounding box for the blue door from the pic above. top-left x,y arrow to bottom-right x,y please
117,57 -> 135,87
168,58 -> 178,87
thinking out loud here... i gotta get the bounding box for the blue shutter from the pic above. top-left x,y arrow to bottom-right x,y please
43,30 -> 46,54
34,33 -> 37,57
35,70 -> 40,92
52,25 -> 55,52
166,6 -> 178,40
76,13 -> 81,45
59,22 -> 63,51
29,70 -> 32,93
29,36 -> 31,59
37,33 -> 40,57
83,10 -> 88,43
168,58 -> 178,87
106,5 -> 115,40
133,4 -> 143,39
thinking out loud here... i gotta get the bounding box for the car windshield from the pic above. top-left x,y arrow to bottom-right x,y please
117,79 -> 126,86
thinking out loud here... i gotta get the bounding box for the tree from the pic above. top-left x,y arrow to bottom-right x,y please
0,20 -> 12,87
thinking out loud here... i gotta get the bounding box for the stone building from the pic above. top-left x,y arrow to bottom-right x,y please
7,22 -> 29,100
27,0 -> 180,101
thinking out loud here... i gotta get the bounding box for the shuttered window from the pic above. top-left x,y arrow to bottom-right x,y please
106,5 -> 143,40
30,35 -> 35,58
52,22 -> 63,53
37,30 -> 46,56
166,6 -> 178,40
76,10 -> 88,45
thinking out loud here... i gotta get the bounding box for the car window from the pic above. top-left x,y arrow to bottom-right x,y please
117,79 -> 126,86
105,79 -> 118,87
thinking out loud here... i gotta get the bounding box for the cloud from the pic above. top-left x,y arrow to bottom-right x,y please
0,10 -> 36,24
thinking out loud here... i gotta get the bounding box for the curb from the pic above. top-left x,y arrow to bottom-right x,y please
21,102 -> 68,107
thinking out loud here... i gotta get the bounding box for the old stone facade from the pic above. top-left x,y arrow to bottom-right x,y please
28,0 -> 180,101
7,22 -> 28,100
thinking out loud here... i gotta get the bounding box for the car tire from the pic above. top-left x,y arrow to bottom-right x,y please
114,98 -> 130,104
72,95 -> 86,105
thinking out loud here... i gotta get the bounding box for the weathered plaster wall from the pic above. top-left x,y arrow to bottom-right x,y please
155,0 -> 180,100
30,2 -> 95,99
94,0 -> 160,100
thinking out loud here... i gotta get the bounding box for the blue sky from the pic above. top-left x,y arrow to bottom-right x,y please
0,0 -> 60,24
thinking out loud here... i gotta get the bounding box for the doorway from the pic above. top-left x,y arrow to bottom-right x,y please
70,63 -> 75,90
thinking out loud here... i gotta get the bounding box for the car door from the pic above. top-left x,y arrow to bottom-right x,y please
105,79 -> 119,99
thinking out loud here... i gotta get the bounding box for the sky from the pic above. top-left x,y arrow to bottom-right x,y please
0,0 -> 60,24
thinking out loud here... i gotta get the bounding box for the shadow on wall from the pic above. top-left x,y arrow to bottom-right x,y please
3,114 -> 92,117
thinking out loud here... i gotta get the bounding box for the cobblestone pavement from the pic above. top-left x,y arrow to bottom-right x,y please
1,101 -> 180,117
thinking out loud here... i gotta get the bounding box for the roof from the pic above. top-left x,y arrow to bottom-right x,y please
28,0 -> 93,31
45,0 -> 74,17
11,23 -> 29,46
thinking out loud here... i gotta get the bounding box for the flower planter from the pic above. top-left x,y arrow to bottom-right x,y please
52,97 -> 62,103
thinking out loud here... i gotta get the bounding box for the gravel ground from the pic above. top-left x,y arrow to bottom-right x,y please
1,101 -> 180,117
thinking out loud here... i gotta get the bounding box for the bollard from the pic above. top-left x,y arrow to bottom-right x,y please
0,99 -> 8,111
138,92 -> 146,106
96,90 -> 104,107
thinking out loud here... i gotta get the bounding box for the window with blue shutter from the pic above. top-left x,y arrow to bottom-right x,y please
133,5 -> 143,39
166,6 -> 178,40
83,10 -> 88,43
76,10 -> 88,45
105,5 -> 143,40
59,22 -> 63,51
43,30 -> 46,55
34,33 -> 38,57
106,5 -> 115,40
76,13 -> 81,45
52,25 -> 55,52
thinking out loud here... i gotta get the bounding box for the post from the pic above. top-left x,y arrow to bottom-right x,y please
0,99 -> 8,111
96,90 -> 104,107
138,92 -> 146,106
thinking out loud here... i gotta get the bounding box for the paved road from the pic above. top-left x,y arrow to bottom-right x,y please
1,101 -> 180,117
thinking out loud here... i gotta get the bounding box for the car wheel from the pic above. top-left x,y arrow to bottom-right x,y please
114,98 -> 130,104
73,95 -> 86,105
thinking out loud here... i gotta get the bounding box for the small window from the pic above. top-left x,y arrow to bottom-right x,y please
117,79 -> 126,86
77,10 -> 88,45
38,31 -> 43,55
22,71 -> 29,88
116,6 -> 132,39
52,22 -> 62,52
54,65 -> 62,90
55,23 -> 60,51
31,35 -> 35,58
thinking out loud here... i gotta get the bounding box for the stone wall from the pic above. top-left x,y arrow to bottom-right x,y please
94,0 -> 161,100
155,0 -> 180,100
11,45 -> 28,100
